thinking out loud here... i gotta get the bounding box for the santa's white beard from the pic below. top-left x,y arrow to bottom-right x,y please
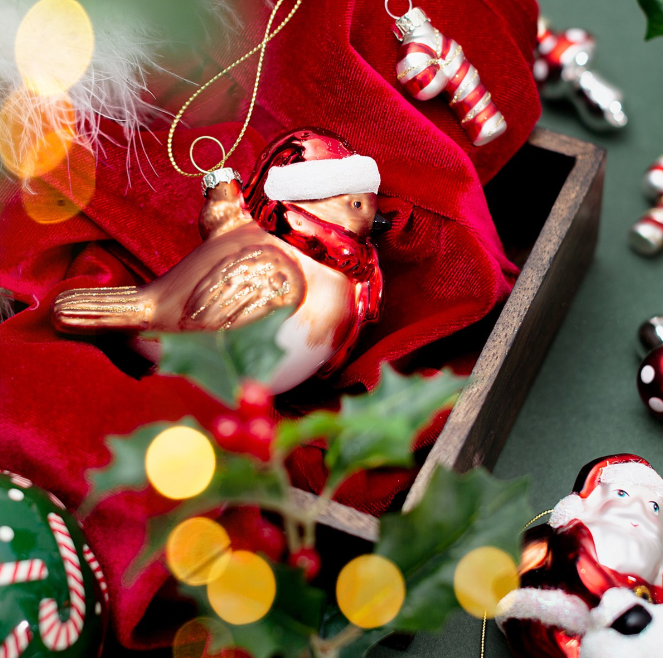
585,519 -> 663,584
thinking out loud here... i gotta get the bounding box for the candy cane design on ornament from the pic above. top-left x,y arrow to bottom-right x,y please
83,545 -> 109,605
0,621 -> 32,658
388,0 -> 506,146
0,554 -> 48,657
39,514 -> 86,650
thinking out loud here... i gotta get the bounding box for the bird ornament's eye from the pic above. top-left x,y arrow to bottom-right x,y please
353,201 -> 362,209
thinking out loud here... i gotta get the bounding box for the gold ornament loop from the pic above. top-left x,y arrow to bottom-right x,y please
385,0 -> 413,19
168,0 -> 304,179
189,136 -> 227,174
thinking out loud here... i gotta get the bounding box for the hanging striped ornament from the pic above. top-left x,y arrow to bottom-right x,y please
389,3 -> 506,146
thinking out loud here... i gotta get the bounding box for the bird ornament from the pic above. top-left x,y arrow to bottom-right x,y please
51,129 -> 391,393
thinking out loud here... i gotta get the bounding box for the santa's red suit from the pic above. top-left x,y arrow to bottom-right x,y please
498,455 -> 663,658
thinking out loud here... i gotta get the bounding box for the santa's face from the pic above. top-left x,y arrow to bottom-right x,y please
577,483 -> 663,584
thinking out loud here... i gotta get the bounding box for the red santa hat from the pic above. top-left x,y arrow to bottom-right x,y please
549,454 -> 663,529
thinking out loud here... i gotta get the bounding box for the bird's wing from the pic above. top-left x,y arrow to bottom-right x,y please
181,244 -> 306,331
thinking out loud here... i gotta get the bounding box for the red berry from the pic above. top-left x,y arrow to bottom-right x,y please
257,522 -> 286,561
245,417 -> 274,462
212,415 -> 244,453
288,547 -> 321,581
238,381 -> 273,420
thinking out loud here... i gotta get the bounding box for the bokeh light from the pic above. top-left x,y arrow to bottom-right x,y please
336,555 -> 406,629
207,551 -> 276,625
173,617 -> 234,658
21,143 -> 96,224
15,0 -> 95,97
146,426 -> 216,500
453,546 -> 520,619
0,89 -> 75,179
167,518 -> 232,586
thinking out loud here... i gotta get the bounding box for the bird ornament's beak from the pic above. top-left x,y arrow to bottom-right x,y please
371,213 -> 392,237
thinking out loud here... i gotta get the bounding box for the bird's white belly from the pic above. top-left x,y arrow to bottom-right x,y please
270,251 -> 353,394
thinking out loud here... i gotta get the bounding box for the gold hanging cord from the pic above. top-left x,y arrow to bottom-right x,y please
167,0 -> 304,177
480,509 -> 554,658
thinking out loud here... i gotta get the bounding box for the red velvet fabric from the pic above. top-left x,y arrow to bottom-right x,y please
0,0 -> 540,649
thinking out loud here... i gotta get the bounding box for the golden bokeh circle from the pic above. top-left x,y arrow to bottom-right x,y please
173,617 -> 234,658
15,0 -> 95,97
336,554 -> 406,629
0,90 -> 75,179
21,143 -> 96,224
166,518 -> 232,586
146,426 -> 216,500
207,551 -> 276,625
453,546 -> 520,619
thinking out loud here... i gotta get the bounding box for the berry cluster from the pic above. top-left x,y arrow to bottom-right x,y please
213,381 -> 275,462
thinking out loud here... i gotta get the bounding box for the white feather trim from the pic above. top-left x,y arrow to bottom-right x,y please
549,494 -> 585,529
496,588 -> 590,636
0,1 -> 163,181
264,155 -> 381,201
600,462 -> 663,495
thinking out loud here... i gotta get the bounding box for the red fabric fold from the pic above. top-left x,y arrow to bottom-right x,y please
0,0 -> 540,648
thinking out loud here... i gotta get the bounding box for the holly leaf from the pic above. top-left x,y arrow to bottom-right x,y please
376,467 -> 532,632
277,366 -> 464,489
179,564 -> 325,658
82,417 -> 201,516
154,307 -> 292,404
127,453 -> 287,580
638,0 -> 663,39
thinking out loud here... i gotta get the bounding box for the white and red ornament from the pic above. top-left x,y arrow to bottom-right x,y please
534,18 -> 627,131
388,0 -> 506,146
630,157 -> 663,256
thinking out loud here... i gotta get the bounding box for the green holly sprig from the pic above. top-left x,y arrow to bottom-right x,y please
83,313 -> 532,658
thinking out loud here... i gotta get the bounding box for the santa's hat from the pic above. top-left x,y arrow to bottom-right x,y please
244,128 -> 380,221
549,454 -> 663,528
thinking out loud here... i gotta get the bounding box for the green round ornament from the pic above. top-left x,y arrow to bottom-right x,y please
0,471 -> 107,658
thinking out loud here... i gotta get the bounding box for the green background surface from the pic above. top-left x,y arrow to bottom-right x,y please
373,0 -> 663,656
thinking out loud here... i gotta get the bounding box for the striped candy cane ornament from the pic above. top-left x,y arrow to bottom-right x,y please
388,1 -> 506,146
38,514 -> 86,651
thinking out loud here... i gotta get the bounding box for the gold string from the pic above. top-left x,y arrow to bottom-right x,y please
480,509 -> 554,657
167,0 -> 304,178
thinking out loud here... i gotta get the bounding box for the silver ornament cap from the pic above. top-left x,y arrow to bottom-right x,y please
202,167 -> 242,196
392,7 -> 430,40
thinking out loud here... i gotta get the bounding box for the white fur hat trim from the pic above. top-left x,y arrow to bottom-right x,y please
496,588 -> 590,636
264,154 -> 381,201
600,463 -> 663,495
549,494 -> 585,529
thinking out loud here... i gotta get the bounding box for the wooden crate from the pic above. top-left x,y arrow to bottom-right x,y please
292,127 -> 607,542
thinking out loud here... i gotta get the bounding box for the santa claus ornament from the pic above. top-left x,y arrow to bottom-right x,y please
51,0 -> 390,393
386,0 -> 507,146
0,471 -> 108,658
496,454 -> 663,658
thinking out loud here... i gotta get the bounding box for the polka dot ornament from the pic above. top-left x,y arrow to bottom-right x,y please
0,471 -> 108,657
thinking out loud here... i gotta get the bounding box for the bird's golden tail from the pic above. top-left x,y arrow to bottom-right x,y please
52,286 -> 149,333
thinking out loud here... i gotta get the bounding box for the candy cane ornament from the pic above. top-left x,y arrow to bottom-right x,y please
38,514 -> 86,651
388,0 -> 506,146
